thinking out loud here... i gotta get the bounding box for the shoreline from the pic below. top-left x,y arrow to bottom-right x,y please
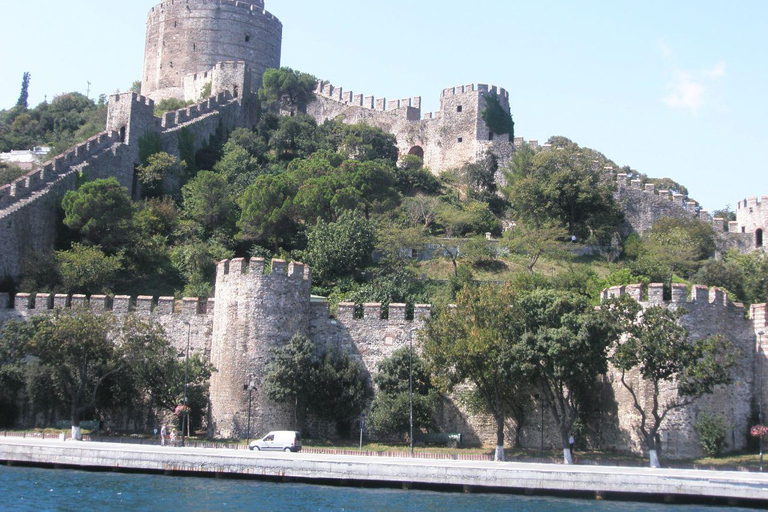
1,437 -> 767,507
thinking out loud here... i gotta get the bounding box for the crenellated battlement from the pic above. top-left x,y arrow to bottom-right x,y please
160,90 -> 235,130
0,292 -> 213,316
314,80 -> 422,115
440,83 -> 509,101
0,130 -> 121,214
215,257 -> 311,283
332,302 -> 432,323
600,283 -> 743,311
148,0 -> 278,22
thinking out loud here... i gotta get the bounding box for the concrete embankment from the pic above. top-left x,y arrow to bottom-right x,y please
1,438 -> 767,505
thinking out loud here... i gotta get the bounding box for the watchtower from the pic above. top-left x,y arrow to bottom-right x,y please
141,0 -> 282,102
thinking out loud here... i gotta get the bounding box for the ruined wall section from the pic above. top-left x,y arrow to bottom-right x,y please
0,292 -> 213,361
600,283 -> 757,459
613,173 -> 698,235
208,258 -> 311,439
142,0 -> 281,102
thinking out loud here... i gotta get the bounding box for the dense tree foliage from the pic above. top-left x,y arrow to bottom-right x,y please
259,67 -> 317,113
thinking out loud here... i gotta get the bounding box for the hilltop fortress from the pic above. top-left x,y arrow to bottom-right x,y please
1,0 -> 768,457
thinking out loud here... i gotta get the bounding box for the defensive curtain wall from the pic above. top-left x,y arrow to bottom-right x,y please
141,0 -> 282,102
0,62 -> 255,280
1,259 -> 767,459
306,81 -> 515,175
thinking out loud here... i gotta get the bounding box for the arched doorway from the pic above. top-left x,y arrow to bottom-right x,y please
408,146 -> 424,160
757,228 -> 764,248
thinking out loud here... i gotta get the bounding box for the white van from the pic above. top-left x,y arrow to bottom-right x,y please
249,431 -> 302,452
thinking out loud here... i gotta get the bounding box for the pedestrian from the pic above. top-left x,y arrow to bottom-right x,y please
170,428 -> 177,446
160,424 -> 167,446
569,434 -> 575,453
571,234 -> 577,243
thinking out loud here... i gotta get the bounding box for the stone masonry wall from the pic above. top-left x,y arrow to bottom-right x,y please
733,196 -> 768,253
142,0 -> 281,102
208,258 -> 311,439
600,283 -> 756,459
306,81 -> 514,175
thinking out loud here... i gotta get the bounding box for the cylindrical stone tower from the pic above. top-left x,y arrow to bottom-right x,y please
141,0 -> 282,101
208,258 -> 311,439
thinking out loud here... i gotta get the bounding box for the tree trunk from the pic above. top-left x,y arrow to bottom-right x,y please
71,402 -> 82,441
646,433 -> 661,468
494,416 -> 505,461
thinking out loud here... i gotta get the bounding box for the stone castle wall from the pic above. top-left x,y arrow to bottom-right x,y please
3,263 -> 766,458
0,70 -> 253,281
306,81 -> 515,174
600,283 -> 758,459
732,196 -> 768,252
142,0 -> 281,102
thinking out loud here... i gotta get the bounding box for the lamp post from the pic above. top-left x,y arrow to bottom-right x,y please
182,321 -> 191,447
759,330 -> 765,472
244,378 -> 254,443
409,328 -> 414,456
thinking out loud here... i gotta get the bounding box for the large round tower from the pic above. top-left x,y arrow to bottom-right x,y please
141,0 -> 282,102
208,258 -> 311,439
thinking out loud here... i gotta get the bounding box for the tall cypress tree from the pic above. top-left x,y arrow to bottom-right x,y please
16,72 -> 31,109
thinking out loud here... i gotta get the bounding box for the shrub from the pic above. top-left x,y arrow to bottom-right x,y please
695,413 -> 728,456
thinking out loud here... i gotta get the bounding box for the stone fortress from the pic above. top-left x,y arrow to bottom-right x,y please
1,0 -> 768,457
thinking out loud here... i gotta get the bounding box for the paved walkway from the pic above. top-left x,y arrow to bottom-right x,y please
1,437 -> 767,503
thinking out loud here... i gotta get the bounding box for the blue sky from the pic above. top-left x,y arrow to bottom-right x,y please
1,0 -> 766,211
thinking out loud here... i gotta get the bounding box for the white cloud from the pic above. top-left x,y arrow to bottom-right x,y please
663,73 -> 704,111
661,63 -> 726,114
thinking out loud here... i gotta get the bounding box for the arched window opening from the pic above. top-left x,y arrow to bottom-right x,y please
757,229 -> 764,248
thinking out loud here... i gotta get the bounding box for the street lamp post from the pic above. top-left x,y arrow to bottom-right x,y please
759,330 -> 765,472
182,321 -> 191,447
409,328 -> 415,456
244,379 -> 254,443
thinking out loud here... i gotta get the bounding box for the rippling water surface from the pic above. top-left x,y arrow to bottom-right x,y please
0,465 -> 755,512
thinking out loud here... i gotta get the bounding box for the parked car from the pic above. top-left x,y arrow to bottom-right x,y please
249,431 -> 302,452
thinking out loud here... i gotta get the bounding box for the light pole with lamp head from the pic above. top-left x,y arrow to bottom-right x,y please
759,330 -> 765,472
244,377 -> 255,443
182,321 -> 191,447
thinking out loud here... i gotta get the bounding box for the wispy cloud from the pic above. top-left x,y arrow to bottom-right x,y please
661,62 -> 726,114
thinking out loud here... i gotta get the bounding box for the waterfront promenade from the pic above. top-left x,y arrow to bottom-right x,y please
1,437 -> 767,505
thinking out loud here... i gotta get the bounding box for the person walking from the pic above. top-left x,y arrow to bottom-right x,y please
170,428 -> 177,447
160,424 -> 167,446
568,435 -> 575,453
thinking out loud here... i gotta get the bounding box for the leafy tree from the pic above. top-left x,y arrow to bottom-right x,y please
422,283 -> 530,461
693,259 -> 745,301
263,333 -> 315,429
268,114 -> 321,161
0,162 -> 26,186
263,333 -> 368,434
181,170 -> 238,238
338,123 -> 398,164
695,413 -> 728,457
238,173 -> 298,251
395,155 -> 440,195
136,151 -> 186,198
726,250 -> 768,305
169,240 -> 234,298
503,221 -> 569,274
602,295 -> 736,467
515,289 -> 613,464
20,309 -> 176,439
16,72 -> 31,110
301,210 -> 376,283
56,243 -> 123,294
368,348 -> 439,438
61,178 -> 135,253
404,195 -> 441,229
308,348 -> 370,435
259,67 -> 317,113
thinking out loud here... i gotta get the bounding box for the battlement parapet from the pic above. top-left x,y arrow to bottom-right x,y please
108,92 -> 154,110
0,130 -> 121,213
600,283 -> 741,311
160,90 -> 235,130
149,0 -> 277,19
334,302 -> 431,323
737,196 -> 768,210
0,292 -> 213,316
314,80 -> 422,116
440,83 -> 509,101
215,257 -> 311,283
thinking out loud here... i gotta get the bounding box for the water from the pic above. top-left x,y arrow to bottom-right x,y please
0,465 -> 755,512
